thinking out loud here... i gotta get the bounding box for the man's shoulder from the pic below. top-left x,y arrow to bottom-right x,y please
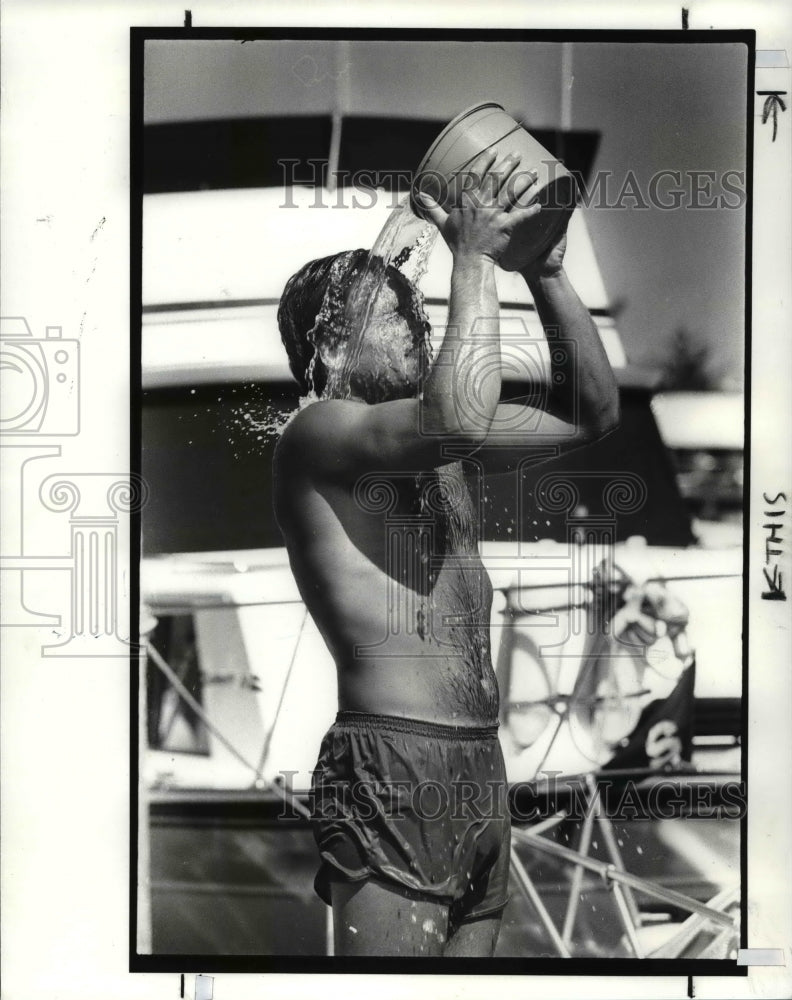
275,398 -> 366,469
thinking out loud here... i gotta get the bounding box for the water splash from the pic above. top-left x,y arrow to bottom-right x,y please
218,194 -> 440,452
397,219 -> 439,287
323,194 -> 438,400
219,384 -> 294,451
232,400 -> 292,440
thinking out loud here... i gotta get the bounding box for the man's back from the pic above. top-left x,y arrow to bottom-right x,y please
274,401 -> 498,726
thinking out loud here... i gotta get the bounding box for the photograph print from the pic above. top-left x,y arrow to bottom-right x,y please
135,30 -> 749,969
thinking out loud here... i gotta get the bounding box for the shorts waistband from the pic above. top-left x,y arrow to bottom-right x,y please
334,711 -> 499,741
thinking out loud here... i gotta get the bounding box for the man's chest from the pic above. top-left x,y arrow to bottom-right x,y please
349,463 -> 479,549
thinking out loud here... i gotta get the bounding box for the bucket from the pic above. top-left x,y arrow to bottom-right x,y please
410,102 -> 577,271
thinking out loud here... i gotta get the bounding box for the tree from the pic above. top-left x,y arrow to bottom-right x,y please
661,328 -> 717,390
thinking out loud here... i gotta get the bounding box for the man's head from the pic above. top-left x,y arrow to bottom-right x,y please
277,249 -> 431,404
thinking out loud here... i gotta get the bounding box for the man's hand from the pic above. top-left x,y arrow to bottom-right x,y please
519,228 -> 568,283
416,149 -> 542,268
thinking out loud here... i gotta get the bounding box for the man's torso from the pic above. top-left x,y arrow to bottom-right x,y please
274,424 -> 499,726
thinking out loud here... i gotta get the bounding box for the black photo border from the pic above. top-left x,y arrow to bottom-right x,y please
129,25 -> 754,978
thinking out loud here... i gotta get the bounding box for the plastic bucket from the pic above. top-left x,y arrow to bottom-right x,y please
410,101 -> 577,271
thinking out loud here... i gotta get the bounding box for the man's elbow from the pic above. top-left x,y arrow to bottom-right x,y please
423,416 -> 490,447
600,396 -> 621,436
584,397 -> 621,442
431,407 -> 493,446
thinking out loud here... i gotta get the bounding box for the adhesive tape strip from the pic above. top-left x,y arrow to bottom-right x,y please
736,949 -> 786,966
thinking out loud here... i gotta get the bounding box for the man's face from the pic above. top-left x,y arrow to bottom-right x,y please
316,264 -> 431,403
350,279 -> 431,401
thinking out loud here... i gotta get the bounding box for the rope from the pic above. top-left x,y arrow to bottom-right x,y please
253,608 -> 309,780
146,575 -> 741,617
148,598 -> 306,614
147,640 -> 264,777
504,573 -> 742,596
145,640 -> 311,819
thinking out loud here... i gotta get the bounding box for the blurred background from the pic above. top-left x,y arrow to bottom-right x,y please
139,37 -> 745,961
143,38 -> 747,385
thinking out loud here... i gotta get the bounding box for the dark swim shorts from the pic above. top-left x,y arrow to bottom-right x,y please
310,711 -> 511,927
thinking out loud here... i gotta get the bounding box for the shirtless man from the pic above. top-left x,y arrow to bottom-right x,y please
274,150 -> 620,957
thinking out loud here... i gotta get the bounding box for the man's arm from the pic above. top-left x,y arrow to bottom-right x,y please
281,155 -> 620,479
415,199 -> 620,454
520,233 -> 620,436
280,150 -> 541,475
419,254 -> 500,440
452,230 -> 620,472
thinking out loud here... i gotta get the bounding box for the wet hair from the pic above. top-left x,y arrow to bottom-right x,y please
277,248 -> 430,398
